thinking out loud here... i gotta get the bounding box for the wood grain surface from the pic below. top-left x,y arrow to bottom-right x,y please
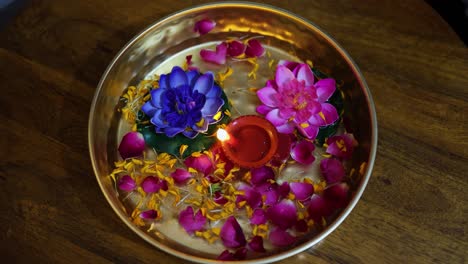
0,0 -> 467,263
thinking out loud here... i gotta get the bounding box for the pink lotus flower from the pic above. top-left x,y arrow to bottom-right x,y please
326,134 -> 357,159
256,62 -> 338,140
220,216 -> 246,248
178,206 -> 206,234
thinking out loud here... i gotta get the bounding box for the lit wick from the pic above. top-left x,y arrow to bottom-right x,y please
216,128 -> 230,142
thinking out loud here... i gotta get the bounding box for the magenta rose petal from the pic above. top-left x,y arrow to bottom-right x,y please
141,176 -> 161,194
290,182 -> 314,201
266,200 -> 297,229
178,206 -> 206,234
269,228 -> 296,247
118,132 -> 145,159
248,236 -> 266,252
278,182 -> 290,200
290,140 -> 316,165
140,209 -> 158,220
320,158 -> 345,184
250,209 -> 267,225
245,39 -> 265,57
234,247 -> 247,260
217,250 -> 235,260
200,42 -> 227,65
250,166 -> 275,186
326,134 -> 356,159
170,168 -> 193,184
257,183 -> 280,206
307,194 -> 331,222
227,40 -> 246,57
118,175 -> 136,192
194,18 -> 216,35
184,154 -> 213,175
237,183 -> 263,208
220,216 -> 247,248
324,183 -> 350,209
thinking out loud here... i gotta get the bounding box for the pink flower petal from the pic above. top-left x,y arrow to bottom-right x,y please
290,182 -> 314,201
276,122 -> 295,134
295,63 -> 315,86
308,103 -> 339,127
217,250 -> 235,260
250,209 -> 267,225
118,132 -> 145,159
233,247 -> 247,260
248,236 -> 266,252
141,176 -> 161,194
277,60 -> 300,72
326,134 -> 356,159
269,228 -> 296,247
220,216 -> 246,248
307,194 -> 332,222
315,78 -> 336,102
194,18 -> 216,35
257,86 -> 279,107
170,168 -> 193,184
290,140 -> 316,165
320,158 -> 345,184
118,175 -> 136,192
245,39 -> 265,57
178,206 -> 206,234
140,209 -> 158,219
237,183 -> 263,208
250,166 -> 275,186
275,65 -> 296,87
297,123 -> 319,140
257,183 -> 280,206
278,182 -> 290,200
200,42 -> 227,65
184,154 -> 213,175
256,104 -> 273,115
266,109 -> 288,126
324,183 -> 350,209
227,40 -> 246,57
266,200 -> 297,229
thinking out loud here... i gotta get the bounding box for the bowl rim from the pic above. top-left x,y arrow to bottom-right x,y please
88,1 -> 378,263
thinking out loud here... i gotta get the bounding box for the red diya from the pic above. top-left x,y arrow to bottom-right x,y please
217,115 -> 279,168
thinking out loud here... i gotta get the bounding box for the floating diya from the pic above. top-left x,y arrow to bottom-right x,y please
217,115 -> 279,168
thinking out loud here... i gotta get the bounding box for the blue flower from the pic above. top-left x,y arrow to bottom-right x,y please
141,66 -> 224,138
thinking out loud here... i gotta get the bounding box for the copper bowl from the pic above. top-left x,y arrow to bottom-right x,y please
89,2 -> 377,263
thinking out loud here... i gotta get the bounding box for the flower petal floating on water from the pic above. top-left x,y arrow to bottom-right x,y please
237,183 -> 263,208
257,183 -> 280,206
269,228 -> 296,247
250,166 -> 275,186
118,175 -> 136,192
320,158 -> 345,184
326,134 -> 357,159
220,216 -> 246,248
178,206 -> 206,234
324,183 -> 350,209
140,209 -> 158,220
217,250 -> 235,260
245,39 -> 265,57
213,191 -> 228,205
250,209 -> 267,225
290,182 -> 314,201
227,40 -> 246,57
194,18 -> 216,35
170,168 -> 193,184
290,140 -> 316,165
200,42 -> 228,65
233,247 -> 247,260
141,176 -> 161,194
118,132 -> 145,159
248,236 -> 266,252
266,200 -> 297,230
184,154 -> 214,175
307,194 -> 331,222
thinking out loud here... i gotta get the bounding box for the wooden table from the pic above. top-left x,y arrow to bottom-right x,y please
1,0 -> 466,263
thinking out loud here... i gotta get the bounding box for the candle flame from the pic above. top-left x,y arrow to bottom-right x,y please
216,128 -> 230,142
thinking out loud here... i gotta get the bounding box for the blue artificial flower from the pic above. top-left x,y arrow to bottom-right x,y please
141,66 -> 224,138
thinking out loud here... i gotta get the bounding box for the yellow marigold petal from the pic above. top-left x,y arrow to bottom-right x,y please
248,87 -> 258,93
195,184 -> 205,194
211,227 -> 221,236
306,59 -> 314,68
191,151 -> 202,157
188,167 -> 198,174
303,178 -> 314,184
200,207 -> 207,217
359,162 -> 367,175
237,200 -> 247,208
179,144 -> 189,156
287,193 -> 295,200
